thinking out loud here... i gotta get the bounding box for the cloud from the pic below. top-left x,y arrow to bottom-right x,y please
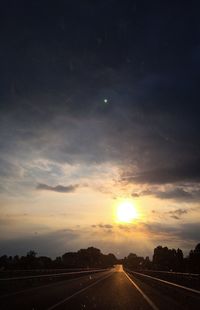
0,2 -> 200,193
0,220 -> 199,258
132,186 -> 200,202
0,1 -> 200,259
91,224 -> 113,230
150,207 -> 196,221
98,224 -> 113,229
131,192 -> 140,198
123,160 -> 200,185
139,221 -> 200,245
168,209 -> 188,220
178,223 -> 200,242
132,189 -> 153,197
155,188 -> 196,200
36,183 -> 78,193
0,229 -> 80,258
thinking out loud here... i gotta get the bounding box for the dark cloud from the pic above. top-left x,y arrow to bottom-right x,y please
131,192 -> 140,198
140,222 -> 179,236
36,183 -> 78,193
178,223 -> 200,242
140,221 -> 200,244
150,207 -> 196,221
132,187 -> 200,202
0,1 -> 199,188
132,189 -> 152,197
98,224 -> 113,229
0,229 -> 80,257
168,209 -> 188,220
156,188 -> 200,201
92,224 -> 113,230
156,188 -> 194,200
0,1 -> 200,257
118,224 -> 133,232
0,158 -> 23,179
124,161 -> 200,185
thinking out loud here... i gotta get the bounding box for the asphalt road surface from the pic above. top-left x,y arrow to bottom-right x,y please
1,265 -> 200,309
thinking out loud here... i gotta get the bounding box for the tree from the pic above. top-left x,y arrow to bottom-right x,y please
153,246 -> 184,271
188,243 -> 200,273
143,256 -> 152,269
124,253 -> 144,270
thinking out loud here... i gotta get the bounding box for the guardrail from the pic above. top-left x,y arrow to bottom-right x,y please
0,268 -> 95,273
0,268 -> 109,281
125,268 -> 200,293
0,268 -> 113,297
139,270 -> 200,277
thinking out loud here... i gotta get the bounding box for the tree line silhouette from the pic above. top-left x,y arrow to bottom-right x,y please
0,247 -> 117,270
0,243 -> 200,273
123,243 -> 200,273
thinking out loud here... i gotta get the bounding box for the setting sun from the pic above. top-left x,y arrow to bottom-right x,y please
116,200 -> 138,223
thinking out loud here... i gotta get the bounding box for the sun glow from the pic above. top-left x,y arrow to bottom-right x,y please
116,200 -> 138,223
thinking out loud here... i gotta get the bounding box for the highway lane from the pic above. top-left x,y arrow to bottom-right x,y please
1,265 -> 200,309
55,268 -> 155,310
127,271 -> 200,310
54,267 -> 197,310
0,269 -> 113,309
0,268 -> 110,296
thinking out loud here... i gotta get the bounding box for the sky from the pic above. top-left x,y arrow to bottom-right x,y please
0,0 -> 200,258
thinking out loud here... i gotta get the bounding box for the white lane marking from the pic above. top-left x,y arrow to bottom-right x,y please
0,269 -> 109,281
124,271 -> 159,310
129,270 -> 200,295
0,271 -> 110,299
47,271 -> 114,310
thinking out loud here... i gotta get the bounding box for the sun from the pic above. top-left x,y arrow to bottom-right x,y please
116,200 -> 138,223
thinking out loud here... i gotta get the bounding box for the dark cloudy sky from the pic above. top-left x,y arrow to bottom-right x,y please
0,0 -> 200,258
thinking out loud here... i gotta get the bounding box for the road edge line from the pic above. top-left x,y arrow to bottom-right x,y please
124,271 -> 159,310
128,270 -> 200,295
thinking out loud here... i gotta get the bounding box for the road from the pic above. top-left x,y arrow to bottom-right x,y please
1,265 -> 200,309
